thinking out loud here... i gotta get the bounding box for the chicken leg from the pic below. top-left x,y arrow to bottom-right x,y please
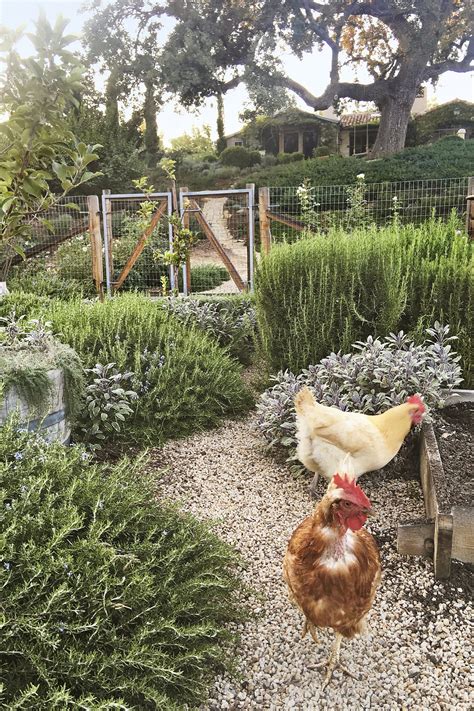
302,618 -> 319,643
314,633 -> 359,690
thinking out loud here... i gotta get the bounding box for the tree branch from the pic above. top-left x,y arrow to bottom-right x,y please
277,74 -> 388,108
423,37 -> 474,81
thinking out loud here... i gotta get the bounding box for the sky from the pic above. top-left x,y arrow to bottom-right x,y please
1,0 -> 473,146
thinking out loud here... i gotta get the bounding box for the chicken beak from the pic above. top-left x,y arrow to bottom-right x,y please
363,508 -> 374,517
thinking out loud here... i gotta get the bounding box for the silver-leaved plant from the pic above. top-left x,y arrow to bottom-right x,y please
256,323 -> 463,464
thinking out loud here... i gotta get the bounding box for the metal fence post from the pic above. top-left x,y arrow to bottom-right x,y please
87,195 -> 104,301
181,186 -> 191,295
167,192 -> 176,291
101,190 -> 112,297
466,177 -> 474,239
246,183 -> 255,291
258,187 -> 272,255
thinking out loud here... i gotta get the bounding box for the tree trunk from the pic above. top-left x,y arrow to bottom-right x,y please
144,78 -> 160,168
105,68 -> 120,135
216,93 -> 227,154
370,90 -> 417,158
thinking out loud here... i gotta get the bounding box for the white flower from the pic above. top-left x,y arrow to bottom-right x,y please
392,196 -> 398,202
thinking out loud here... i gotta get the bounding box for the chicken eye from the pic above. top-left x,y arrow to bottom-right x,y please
342,501 -> 351,507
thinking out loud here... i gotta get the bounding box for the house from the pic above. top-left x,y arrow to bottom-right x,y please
224,93 -> 473,158
224,109 -> 339,158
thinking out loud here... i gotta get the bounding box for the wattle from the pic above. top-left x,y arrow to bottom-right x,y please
346,514 -> 367,531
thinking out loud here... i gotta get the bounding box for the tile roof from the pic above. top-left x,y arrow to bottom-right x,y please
340,112 -> 380,127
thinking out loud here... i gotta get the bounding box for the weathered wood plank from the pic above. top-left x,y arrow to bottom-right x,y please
189,199 -> 245,291
267,210 -> 307,231
434,513 -> 453,579
114,200 -> 167,291
397,520 -> 435,557
466,177 -> 474,238
419,422 -> 440,519
258,187 -> 272,255
87,195 -> 104,301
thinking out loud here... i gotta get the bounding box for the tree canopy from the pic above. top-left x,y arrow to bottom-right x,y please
162,0 -> 473,156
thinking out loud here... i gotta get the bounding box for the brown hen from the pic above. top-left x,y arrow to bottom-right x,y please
283,472 -> 381,689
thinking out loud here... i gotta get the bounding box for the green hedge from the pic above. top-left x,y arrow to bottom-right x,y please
0,421 -> 245,708
255,217 -> 473,385
240,136 -> 474,189
220,146 -> 261,168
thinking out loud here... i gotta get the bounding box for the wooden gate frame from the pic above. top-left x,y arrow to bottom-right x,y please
102,191 -> 174,296
178,187 -> 255,294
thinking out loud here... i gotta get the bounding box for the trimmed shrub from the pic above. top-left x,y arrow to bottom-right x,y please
255,217 -> 473,384
42,294 -> 253,444
0,421 -> 245,708
277,152 -> 304,164
239,137 -> 474,189
189,264 -> 229,292
313,146 -> 331,157
220,146 -> 261,169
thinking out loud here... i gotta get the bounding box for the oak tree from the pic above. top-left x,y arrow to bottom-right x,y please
164,0 -> 473,156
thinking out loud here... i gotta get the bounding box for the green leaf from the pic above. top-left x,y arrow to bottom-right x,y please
12,244 -> 26,259
23,176 -> 44,198
1,197 -> 15,213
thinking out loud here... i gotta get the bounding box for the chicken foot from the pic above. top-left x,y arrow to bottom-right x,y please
314,633 -> 360,690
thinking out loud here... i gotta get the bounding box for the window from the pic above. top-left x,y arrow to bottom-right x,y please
234,140 -> 243,146
349,126 -> 378,156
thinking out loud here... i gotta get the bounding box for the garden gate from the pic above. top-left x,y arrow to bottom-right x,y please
178,187 -> 255,294
101,190 -> 174,296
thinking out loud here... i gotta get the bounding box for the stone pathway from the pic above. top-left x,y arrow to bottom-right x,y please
191,197 -> 249,294
150,417 -> 473,710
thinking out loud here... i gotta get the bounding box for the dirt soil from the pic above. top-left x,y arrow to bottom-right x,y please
434,402 -> 473,510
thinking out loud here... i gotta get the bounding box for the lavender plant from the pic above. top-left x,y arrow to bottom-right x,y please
256,323 -> 462,463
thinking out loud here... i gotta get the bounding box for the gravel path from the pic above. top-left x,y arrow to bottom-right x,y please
152,417 -> 473,710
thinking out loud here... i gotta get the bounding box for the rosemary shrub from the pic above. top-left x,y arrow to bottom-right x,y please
0,420 -> 246,708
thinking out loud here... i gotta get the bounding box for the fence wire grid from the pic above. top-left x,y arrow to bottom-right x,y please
4,195 -> 94,297
268,177 -> 469,243
104,195 -> 172,295
183,192 -> 251,294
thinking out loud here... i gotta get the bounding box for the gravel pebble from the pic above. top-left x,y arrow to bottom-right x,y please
151,417 -> 473,710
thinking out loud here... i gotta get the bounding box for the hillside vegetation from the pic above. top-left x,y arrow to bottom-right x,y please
239,137 -> 473,189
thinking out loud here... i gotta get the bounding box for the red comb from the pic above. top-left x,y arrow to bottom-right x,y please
332,473 -> 371,509
407,394 -> 425,411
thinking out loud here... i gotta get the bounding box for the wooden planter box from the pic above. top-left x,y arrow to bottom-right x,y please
0,368 -> 71,445
397,390 -> 474,578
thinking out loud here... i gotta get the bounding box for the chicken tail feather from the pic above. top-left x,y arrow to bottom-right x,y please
295,386 -> 316,415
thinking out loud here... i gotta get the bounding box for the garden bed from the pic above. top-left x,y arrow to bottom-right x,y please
398,391 -> 474,578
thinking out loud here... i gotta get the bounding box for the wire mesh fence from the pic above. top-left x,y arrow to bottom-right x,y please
182,190 -> 252,294
103,194 -> 173,295
3,195 -> 96,297
267,177 -> 470,243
